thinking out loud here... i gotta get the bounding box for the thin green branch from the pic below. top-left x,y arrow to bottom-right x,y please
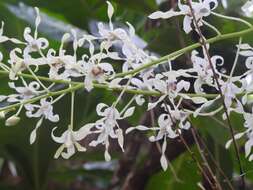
0,84 -> 84,113
0,69 -> 252,114
115,27 -> 253,77
0,70 -> 217,99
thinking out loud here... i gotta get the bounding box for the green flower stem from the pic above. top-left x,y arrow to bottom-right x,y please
0,83 -> 83,112
0,70 -> 76,85
0,70 -> 251,113
0,75 -> 220,113
0,70 -> 216,98
115,27 -> 253,77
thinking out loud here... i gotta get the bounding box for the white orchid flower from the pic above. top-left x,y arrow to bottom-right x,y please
190,50 -> 223,93
148,71 -> 190,110
83,60 -> 114,91
149,0 -> 218,33
7,81 -> 41,102
23,8 -> 49,58
88,103 -> 135,161
220,80 -> 242,109
25,98 -> 59,122
51,124 -> 93,159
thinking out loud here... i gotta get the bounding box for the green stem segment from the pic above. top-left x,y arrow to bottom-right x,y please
115,26 -> 253,77
0,84 -> 83,112
0,79 -> 220,113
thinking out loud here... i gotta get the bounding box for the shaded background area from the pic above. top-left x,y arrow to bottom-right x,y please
0,0 -> 253,189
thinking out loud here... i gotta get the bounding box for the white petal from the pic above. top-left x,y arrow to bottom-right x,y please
123,107 -> 135,118
191,97 -> 208,104
193,97 -> 219,117
23,27 -> 33,43
245,140 -> 253,157
149,10 -> 183,19
237,43 -> 252,50
225,132 -> 245,149
30,117 -> 43,144
62,145 -> 75,159
160,155 -> 168,171
239,50 -> 253,57
35,7 -> 41,29
116,128 -> 124,152
75,142 -> 86,152
126,125 -> 151,134
84,77 -> 93,92
131,78 -> 144,88
99,63 -> 114,74
48,114 -> 59,123
104,149 -> 111,161
147,95 -> 166,111
74,123 -> 94,141
51,127 -> 67,143
126,22 -> 135,37
183,15 -> 192,34
96,103 -> 108,116
249,154 -> 253,161
30,128 -> 37,145
106,1 -> 114,21
0,36 -> 8,43
182,121 -> 191,130
135,95 -> 145,106
242,94 -> 248,105
0,95 -> 7,102
54,144 -> 65,159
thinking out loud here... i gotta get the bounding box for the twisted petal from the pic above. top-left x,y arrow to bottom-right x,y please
51,127 -> 68,144
149,10 -> 183,19
96,103 -> 109,116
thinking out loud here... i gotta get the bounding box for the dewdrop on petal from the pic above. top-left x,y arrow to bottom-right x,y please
5,115 -> 20,126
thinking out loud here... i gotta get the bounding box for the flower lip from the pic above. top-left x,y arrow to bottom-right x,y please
91,66 -> 104,76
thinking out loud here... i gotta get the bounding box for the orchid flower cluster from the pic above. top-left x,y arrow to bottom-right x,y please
1,0 -> 253,171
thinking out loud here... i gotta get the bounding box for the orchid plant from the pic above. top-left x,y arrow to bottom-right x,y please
1,1 -> 253,188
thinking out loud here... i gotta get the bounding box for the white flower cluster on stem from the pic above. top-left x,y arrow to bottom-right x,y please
0,0 -> 253,172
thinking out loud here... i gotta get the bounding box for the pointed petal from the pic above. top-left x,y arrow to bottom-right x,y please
51,127 -> 67,143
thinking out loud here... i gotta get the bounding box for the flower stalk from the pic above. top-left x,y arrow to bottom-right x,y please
187,0 -> 245,188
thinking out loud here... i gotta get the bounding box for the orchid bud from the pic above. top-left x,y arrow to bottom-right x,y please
5,115 -> 20,126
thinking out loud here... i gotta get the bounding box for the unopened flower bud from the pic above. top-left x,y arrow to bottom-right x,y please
5,115 -> 20,126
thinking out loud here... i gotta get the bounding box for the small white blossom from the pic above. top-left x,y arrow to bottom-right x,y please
83,60 -> 114,91
25,98 -> 59,122
24,98 -> 59,144
149,0 -> 218,33
7,81 -> 41,102
51,125 -> 93,159
220,79 -> 242,109
148,71 -> 190,110
190,50 -> 223,93
88,103 -> 135,161
23,8 -> 49,58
